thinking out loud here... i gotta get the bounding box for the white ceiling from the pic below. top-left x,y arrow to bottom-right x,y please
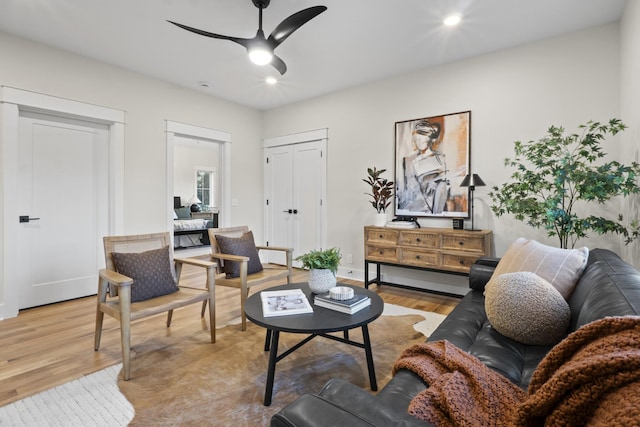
0,0 -> 627,110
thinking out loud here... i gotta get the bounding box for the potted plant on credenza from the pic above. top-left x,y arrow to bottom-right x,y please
363,167 -> 394,226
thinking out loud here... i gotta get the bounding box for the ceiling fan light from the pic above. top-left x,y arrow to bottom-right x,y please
248,48 -> 273,65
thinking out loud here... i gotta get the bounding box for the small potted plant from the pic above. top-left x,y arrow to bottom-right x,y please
296,247 -> 342,293
363,167 -> 394,226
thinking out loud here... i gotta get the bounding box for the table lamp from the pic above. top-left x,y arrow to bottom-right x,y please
188,195 -> 202,212
460,173 -> 485,231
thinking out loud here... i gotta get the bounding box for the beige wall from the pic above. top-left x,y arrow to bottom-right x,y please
0,31 -> 264,315
620,0 -> 640,263
264,23 -> 626,280
0,31 -> 264,233
0,13 -> 636,311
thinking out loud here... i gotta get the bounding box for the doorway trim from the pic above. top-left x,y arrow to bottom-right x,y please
165,120 -> 231,234
0,86 -> 125,319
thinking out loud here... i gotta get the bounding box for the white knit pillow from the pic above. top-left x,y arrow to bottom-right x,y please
488,238 -> 589,300
485,272 -> 570,345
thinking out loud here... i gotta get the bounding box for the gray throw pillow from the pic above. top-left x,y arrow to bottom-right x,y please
215,231 -> 263,278
174,207 -> 191,219
111,246 -> 179,302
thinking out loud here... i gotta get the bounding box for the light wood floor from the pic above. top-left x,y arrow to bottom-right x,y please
0,263 -> 460,407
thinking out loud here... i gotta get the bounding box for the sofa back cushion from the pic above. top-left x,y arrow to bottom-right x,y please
487,238 -> 588,300
568,248 -> 640,332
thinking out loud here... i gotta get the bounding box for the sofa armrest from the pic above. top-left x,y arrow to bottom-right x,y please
272,379 -> 433,427
469,257 -> 500,291
270,394 -> 377,427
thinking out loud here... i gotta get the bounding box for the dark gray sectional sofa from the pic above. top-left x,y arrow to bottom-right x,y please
271,248 -> 640,426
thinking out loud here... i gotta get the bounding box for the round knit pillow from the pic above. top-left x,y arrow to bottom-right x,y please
485,271 -> 570,345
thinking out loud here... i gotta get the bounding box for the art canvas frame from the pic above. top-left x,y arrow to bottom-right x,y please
394,111 -> 471,218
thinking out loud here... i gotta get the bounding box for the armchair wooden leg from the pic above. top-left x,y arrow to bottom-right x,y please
201,300 -> 207,317
206,267 -> 216,343
119,286 -> 132,381
95,277 -> 109,350
240,287 -> 249,331
167,310 -> 174,327
95,310 -> 105,350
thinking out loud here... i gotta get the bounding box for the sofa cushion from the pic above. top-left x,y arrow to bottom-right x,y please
215,231 -> 263,278
485,272 -> 570,346
111,245 -> 179,302
488,238 -> 588,299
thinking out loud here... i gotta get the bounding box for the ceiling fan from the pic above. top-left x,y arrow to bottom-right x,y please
168,0 -> 327,75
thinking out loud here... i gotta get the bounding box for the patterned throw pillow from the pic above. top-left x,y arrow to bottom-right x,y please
111,246 -> 179,302
487,238 -> 589,300
485,271 -> 570,345
215,231 -> 263,278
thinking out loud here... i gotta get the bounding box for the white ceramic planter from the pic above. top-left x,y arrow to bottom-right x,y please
374,212 -> 387,227
308,268 -> 337,294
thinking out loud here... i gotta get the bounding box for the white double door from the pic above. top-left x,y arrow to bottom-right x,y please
16,112 -> 109,309
264,140 -> 326,266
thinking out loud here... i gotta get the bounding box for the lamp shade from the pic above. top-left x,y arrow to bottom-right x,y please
187,195 -> 201,205
460,173 -> 486,187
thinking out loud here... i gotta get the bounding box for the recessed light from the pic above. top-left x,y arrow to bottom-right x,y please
265,77 -> 278,85
444,14 -> 461,26
198,81 -> 211,88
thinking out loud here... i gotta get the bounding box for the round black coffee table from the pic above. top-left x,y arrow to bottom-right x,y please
244,282 -> 384,406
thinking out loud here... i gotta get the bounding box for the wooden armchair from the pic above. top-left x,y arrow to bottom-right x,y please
205,226 -> 292,330
95,232 -> 216,380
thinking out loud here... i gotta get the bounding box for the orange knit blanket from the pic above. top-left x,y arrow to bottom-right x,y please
393,316 -> 640,426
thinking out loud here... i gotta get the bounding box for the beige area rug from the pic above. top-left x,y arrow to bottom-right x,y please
120,303 -> 445,426
0,304 -> 445,427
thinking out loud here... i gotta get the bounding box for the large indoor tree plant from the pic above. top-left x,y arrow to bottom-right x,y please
489,119 -> 640,249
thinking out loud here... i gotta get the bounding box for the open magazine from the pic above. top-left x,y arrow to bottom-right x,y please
261,289 -> 313,317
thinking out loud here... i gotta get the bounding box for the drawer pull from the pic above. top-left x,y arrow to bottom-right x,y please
458,241 -> 464,246
379,234 -> 383,238
415,255 -> 421,259
459,260 -> 465,265
379,251 -> 384,255
416,238 -> 421,242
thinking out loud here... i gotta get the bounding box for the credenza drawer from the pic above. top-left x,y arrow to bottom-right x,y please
365,245 -> 398,262
399,248 -> 439,268
399,231 -> 438,249
441,253 -> 480,272
365,228 -> 399,245
441,234 -> 486,253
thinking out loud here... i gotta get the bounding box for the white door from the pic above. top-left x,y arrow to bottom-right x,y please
17,112 -> 109,309
265,140 -> 326,265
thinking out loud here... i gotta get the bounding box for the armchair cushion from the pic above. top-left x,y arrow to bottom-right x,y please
215,231 -> 263,278
111,245 -> 179,302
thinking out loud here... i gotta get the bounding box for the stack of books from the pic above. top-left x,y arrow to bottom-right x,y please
314,292 -> 371,314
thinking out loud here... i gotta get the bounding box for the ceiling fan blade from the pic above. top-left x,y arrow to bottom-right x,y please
267,6 -> 327,48
167,20 -> 253,49
270,54 -> 287,75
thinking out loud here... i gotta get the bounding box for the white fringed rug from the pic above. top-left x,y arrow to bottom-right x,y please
0,364 -> 134,426
0,303 -> 444,426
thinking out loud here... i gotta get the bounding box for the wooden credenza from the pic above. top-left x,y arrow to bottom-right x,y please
364,226 -> 492,296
